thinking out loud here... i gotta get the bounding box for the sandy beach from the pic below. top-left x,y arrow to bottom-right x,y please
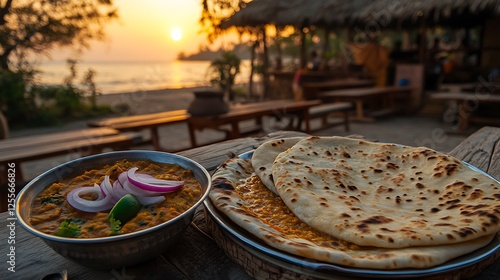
8,86 -> 473,182
95,87 -> 204,115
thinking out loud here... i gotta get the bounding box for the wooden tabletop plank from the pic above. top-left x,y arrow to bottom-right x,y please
301,79 -> 374,89
0,133 -> 136,164
192,100 -> 322,120
111,114 -> 190,131
431,92 -> 500,103
320,86 -> 414,98
0,127 -> 120,151
88,110 -> 188,127
449,126 -> 500,180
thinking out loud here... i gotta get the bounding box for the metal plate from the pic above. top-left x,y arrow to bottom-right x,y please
204,150 -> 500,279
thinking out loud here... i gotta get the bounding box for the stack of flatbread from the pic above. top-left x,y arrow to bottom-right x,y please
209,136 -> 500,269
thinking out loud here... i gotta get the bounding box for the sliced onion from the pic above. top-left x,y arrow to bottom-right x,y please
112,180 -> 128,200
118,171 -> 128,186
135,173 -> 179,185
127,167 -> 183,193
67,184 -> 114,212
122,180 -> 156,197
66,167 -> 177,212
119,179 -> 166,205
101,176 -> 118,204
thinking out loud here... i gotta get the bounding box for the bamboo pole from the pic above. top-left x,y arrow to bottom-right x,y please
262,27 -> 270,99
300,27 -> 307,68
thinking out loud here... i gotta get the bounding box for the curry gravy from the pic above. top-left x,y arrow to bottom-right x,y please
30,160 -> 202,238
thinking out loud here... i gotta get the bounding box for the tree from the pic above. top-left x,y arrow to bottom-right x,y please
201,0 -> 272,98
200,0 -> 248,43
206,51 -> 241,101
0,0 -> 118,71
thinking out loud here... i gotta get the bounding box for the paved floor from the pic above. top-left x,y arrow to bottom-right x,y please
9,112 -> 479,183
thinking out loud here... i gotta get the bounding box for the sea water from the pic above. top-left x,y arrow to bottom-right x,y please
36,60 -> 252,94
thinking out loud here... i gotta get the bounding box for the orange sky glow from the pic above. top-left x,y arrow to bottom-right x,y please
49,0 -> 237,62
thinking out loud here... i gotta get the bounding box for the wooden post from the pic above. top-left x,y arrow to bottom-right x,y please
262,27 -> 270,99
275,26 -> 283,71
418,17 -> 427,64
248,41 -> 257,99
322,27 -> 331,69
300,27 -> 307,68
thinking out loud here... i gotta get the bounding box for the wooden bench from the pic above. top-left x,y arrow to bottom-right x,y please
319,86 -> 414,121
307,102 -> 352,131
0,127 -> 142,184
431,92 -> 500,133
301,79 -> 375,100
88,110 -> 190,151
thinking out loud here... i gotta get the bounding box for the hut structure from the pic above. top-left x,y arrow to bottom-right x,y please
220,0 -> 500,98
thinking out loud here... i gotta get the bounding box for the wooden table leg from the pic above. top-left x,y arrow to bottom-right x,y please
302,109 -> 311,133
458,100 -> 470,133
187,122 -> 198,148
150,127 -> 160,150
228,122 -> 241,139
355,100 -> 365,119
343,110 -> 350,132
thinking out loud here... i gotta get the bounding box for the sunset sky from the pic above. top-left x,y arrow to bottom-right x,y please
50,0 -> 234,62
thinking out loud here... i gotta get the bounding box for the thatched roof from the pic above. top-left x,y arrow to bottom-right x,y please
218,0 -> 276,28
219,0 -> 334,29
220,0 -> 500,29
352,0 -> 500,28
274,0 -> 326,27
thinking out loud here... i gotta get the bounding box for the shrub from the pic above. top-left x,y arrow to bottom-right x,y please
206,52 -> 241,101
0,63 -> 112,129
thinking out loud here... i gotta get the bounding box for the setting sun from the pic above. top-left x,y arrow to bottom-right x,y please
170,27 -> 183,41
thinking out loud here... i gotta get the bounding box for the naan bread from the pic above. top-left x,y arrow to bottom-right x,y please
252,137 -> 304,194
209,157 -> 495,269
272,136 -> 500,248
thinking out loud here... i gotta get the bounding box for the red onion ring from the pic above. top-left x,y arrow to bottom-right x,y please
112,180 -> 128,199
101,175 -> 118,204
66,167 -> 182,212
127,167 -> 183,193
66,184 -> 114,212
120,179 -> 167,205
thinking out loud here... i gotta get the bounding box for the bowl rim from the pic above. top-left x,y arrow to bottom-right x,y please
15,150 -> 212,243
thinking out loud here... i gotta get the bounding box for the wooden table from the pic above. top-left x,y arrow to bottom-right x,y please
187,99 -> 321,147
87,110 -> 190,151
2,128 -> 499,280
0,127 -> 140,184
431,92 -> 500,133
319,86 -> 414,121
301,79 -> 375,100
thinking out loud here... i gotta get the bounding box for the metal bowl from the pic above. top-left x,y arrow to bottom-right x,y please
16,150 -> 211,270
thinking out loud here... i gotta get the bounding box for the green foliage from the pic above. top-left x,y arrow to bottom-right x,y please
207,52 -> 241,100
0,69 -> 39,125
0,61 -> 112,129
0,0 -> 118,71
200,0 -> 248,42
82,68 -> 99,109
33,84 -> 85,117
0,0 -> 117,128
